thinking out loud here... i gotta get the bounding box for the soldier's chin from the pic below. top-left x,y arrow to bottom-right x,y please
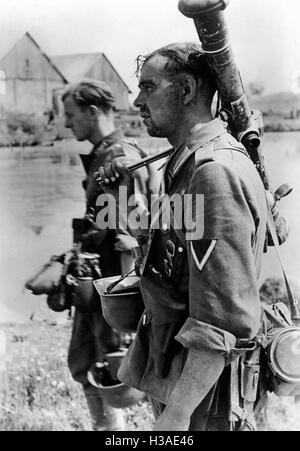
146,124 -> 161,138
74,134 -> 85,142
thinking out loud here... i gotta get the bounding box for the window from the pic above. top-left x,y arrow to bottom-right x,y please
24,59 -> 32,78
0,71 -> 6,95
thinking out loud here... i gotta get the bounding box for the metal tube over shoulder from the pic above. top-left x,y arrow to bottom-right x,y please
178,0 -> 229,18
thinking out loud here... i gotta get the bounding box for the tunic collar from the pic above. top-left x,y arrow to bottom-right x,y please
91,129 -> 124,156
165,118 -> 227,182
79,129 -> 124,174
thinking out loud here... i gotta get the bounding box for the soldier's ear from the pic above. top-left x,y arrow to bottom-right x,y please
182,74 -> 204,105
181,74 -> 199,105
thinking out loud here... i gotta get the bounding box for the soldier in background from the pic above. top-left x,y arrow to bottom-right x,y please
61,79 -> 156,431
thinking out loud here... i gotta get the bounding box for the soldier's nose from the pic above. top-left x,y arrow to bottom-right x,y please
134,92 -> 144,108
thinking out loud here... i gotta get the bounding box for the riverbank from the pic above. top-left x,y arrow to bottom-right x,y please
1,103 -> 300,149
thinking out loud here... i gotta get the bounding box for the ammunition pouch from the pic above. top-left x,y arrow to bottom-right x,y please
228,339 -> 264,431
240,353 -> 261,404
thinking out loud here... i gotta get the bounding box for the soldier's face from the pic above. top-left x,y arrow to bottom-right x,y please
63,96 -> 94,142
134,55 -> 183,139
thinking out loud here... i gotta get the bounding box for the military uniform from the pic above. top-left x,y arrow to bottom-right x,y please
118,119 -> 267,430
68,129 -> 153,431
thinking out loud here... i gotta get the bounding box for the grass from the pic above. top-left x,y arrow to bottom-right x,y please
0,318 -> 299,431
0,320 -> 154,431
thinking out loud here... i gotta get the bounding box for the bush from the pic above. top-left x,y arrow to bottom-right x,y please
5,112 -> 44,146
263,116 -> 300,133
0,119 -> 10,147
7,112 -> 34,133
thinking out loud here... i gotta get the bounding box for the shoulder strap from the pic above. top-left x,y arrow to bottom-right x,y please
194,134 -> 249,169
194,140 -> 215,168
121,139 -> 143,156
169,137 -> 249,248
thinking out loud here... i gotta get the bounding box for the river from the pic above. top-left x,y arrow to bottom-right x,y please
0,132 -> 299,322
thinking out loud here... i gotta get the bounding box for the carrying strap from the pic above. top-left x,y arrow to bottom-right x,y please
266,202 -> 300,327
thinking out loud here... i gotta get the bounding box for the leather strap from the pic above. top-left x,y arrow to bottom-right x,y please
266,203 -> 300,326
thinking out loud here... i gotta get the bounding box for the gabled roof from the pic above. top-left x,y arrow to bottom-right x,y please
0,32 -> 131,99
6,32 -> 69,83
52,52 -> 131,93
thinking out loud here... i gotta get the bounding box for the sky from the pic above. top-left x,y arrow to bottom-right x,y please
0,0 -> 299,100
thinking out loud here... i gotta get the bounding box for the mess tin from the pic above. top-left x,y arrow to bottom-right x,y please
93,274 -> 144,333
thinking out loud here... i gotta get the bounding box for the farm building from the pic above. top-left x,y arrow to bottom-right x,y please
0,32 -> 131,115
52,53 -> 131,113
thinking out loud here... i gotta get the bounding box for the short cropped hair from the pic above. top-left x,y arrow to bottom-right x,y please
62,79 -> 115,113
137,42 -> 217,93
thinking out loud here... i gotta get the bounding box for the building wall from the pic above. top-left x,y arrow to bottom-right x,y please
0,34 -> 66,114
86,56 -> 130,111
3,79 -> 66,114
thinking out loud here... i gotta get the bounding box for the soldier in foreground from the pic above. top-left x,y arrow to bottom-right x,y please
96,43 -> 268,430
62,79 -> 154,431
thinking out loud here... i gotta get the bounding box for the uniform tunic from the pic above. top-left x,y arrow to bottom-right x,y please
118,119 -> 267,417
68,129 -> 152,388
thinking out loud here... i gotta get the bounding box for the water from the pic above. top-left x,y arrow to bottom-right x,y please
262,132 -> 300,282
0,141 -> 88,322
0,133 -> 299,322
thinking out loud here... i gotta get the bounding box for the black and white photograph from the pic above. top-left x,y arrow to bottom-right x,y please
0,0 -> 300,432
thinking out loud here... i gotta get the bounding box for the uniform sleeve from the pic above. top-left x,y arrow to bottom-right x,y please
176,161 -> 262,354
100,145 -> 145,244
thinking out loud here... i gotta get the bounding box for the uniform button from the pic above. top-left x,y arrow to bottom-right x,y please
178,247 -> 184,253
